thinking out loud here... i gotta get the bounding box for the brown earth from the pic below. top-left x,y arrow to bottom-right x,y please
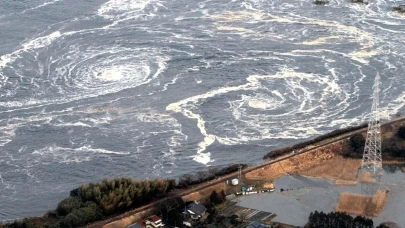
298,156 -> 361,181
402,167 -> 405,173
181,182 -> 226,202
383,160 -> 405,164
245,141 -> 342,181
335,189 -> 388,217
103,208 -> 155,228
263,183 -> 274,188
360,171 -> 377,183
335,180 -> 357,186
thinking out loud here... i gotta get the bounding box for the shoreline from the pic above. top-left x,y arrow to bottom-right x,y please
4,115 -> 405,228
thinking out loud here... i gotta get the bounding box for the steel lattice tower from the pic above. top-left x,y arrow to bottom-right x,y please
361,73 -> 382,175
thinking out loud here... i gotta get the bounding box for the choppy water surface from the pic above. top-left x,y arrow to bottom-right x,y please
0,0 -> 404,220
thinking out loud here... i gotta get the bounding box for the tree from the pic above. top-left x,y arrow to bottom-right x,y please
158,197 -> 184,226
350,133 -> 365,149
397,126 -> 405,140
307,211 -> 373,228
60,213 -> 80,228
209,190 -> 225,205
56,197 -> 82,216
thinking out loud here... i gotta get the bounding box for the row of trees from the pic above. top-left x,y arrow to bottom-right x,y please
1,178 -> 176,228
1,163 -> 247,228
177,164 -> 247,188
307,211 -> 394,228
307,211 -> 373,228
263,123 -> 368,159
344,125 -> 405,159
70,178 -> 176,215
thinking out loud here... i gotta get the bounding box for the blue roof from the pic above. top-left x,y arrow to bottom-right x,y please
186,201 -> 207,215
246,221 -> 268,228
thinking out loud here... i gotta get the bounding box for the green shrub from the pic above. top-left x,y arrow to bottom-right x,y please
349,133 -> 365,149
60,213 -> 79,228
56,197 -> 82,216
397,126 -> 405,140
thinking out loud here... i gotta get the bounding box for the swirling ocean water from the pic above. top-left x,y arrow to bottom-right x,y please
0,0 -> 404,220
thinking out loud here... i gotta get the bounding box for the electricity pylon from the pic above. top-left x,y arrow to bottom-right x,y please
361,73 -> 382,175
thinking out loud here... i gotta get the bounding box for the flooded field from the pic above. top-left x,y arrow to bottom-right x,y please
237,165 -> 405,226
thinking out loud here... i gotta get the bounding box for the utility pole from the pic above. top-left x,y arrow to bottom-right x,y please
238,165 -> 242,181
361,73 -> 382,175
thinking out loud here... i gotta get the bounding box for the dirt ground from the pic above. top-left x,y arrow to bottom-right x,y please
335,180 -> 357,186
245,141 -> 346,181
335,189 -> 388,217
360,171 -> 377,183
103,208 -> 155,228
263,183 -> 274,188
402,167 -> 405,173
181,182 -> 226,202
298,156 -> 361,182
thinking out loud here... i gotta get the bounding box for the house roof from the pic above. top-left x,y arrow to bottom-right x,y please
186,201 -> 207,215
246,221 -> 267,228
138,219 -> 147,227
146,215 -> 162,223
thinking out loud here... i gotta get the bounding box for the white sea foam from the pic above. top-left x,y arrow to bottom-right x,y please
211,10 -> 377,64
22,31 -> 62,51
32,144 -> 129,163
0,43 -> 169,110
98,0 -> 165,20
167,68 -> 348,164
21,0 -> 63,14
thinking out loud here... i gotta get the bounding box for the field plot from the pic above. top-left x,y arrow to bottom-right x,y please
220,202 -> 275,224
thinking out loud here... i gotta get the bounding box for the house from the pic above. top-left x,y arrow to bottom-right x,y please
246,221 -> 272,228
127,215 -> 163,228
185,201 -> 207,220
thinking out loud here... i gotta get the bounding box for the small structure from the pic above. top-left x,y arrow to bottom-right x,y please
128,215 -> 163,228
183,221 -> 192,227
226,194 -> 237,201
241,185 -> 255,192
231,178 -> 239,185
246,221 -> 273,228
314,0 -> 329,5
393,5 -> 405,12
185,201 -> 207,220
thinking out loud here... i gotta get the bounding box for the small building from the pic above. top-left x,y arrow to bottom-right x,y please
242,185 -> 255,192
128,215 -> 163,228
185,201 -> 207,220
